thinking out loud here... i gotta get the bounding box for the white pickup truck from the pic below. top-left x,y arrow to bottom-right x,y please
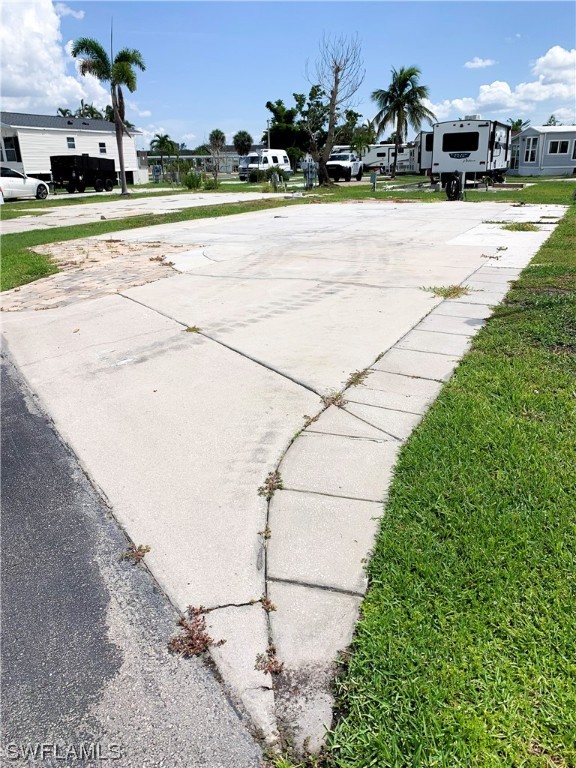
326,150 -> 363,182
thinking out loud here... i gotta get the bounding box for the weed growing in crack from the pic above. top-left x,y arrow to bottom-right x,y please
260,595 -> 277,613
321,391 -> 347,408
120,544 -> 150,564
258,525 -> 272,540
502,222 -> 539,232
185,326 -> 202,333
346,369 -> 370,388
255,646 -> 284,675
258,470 -> 283,500
303,413 -> 320,428
168,606 -> 225,657
421,284 -> 471,299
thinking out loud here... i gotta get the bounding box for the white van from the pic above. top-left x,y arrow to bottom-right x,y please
239,149 -> 292,180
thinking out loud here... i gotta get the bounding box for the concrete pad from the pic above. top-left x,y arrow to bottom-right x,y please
2,295 -> 318,610
471,268 -> 521,283
396,329 -> 472,357
268,490 -> 380,593
305,405 -> 393,439
344,402 -> 423,441
451,289 -> 510,306
268,581 -> 362,754
416,314 -> 486,336
373,347 -> 461,381
206,605 -> 278,743
347,370 -> 443,414
280,432 -> 399,501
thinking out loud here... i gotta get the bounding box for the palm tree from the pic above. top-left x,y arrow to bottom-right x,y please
75,99 -> 104,119
208,129 -> 226,183
150,133 -> 177,172
71,37 -> 145,195
57,107 -> 73,117
371,66 -> 436,178
233,130 -> 253,158
508,118 -> 530,132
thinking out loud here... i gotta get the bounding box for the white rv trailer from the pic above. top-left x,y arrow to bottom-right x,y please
361,143 -> 412,174
238,148 -> 292,180
430,119 -> 511,185
414,131 -> 434,175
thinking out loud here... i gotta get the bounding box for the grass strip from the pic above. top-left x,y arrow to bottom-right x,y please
328,206 -> 576,767
0,197 -> 305,291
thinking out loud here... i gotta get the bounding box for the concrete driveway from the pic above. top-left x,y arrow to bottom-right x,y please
1,198 -> 564,752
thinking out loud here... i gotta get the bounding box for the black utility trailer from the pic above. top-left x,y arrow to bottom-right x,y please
50,154 -> 117,193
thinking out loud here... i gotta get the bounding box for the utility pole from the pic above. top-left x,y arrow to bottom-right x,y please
267,120 -> 270,149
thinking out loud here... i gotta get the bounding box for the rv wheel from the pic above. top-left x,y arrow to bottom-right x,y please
104,179 -> 114,191
94,179 -> 104,192
77,183 -> 86,193
333,175 -> 340,182
66,183 -> 76,194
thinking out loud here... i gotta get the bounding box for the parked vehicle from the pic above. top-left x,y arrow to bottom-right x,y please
0,166 -> 49,199
360,144 -> 412,175
414,131 -> 434,175
430,118 -> 510,186
239,149 -> 292,181
50,154 -> 117,193
326,150 -> 363,181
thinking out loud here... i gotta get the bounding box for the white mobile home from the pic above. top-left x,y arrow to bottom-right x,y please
431,119 -> 510,185
0,111 -> 147,185
509,125 -> 576,176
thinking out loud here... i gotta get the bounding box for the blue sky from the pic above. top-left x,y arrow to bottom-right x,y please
2,1 -> 575,149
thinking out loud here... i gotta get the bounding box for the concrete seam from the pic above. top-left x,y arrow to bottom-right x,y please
268,576 -> 365,599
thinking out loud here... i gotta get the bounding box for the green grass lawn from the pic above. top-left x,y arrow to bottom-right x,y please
325,205 -> 576,767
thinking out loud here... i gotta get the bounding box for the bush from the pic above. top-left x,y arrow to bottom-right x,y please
182,171 -> 202,190
203,179 -> 219,190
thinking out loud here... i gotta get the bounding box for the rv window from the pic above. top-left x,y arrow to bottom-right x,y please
67,137 -> 76,149
573,142 -> 576,161
442,132 -> 479,152
272,155 -> 278,163
548,140 -> 569,154
376,152 -> 386,157
425,134 -> 434,151
283,156 -> 289,163
99,142 -> 106,154
262,157 -> 269,164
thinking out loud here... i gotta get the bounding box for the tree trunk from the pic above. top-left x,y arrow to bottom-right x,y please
112,87 -> 129,195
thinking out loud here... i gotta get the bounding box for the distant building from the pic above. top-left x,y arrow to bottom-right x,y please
0,111 -> 148,184
146,144 -> 266,175
509,125 -> 576,176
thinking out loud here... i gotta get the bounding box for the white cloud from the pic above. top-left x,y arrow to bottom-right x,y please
428,46 -> 576,123
0,0 -> 108,113
181,133 -> 197,142
464,57 -> 496,69
54,2 -> 84,20
127,101 -> 151,118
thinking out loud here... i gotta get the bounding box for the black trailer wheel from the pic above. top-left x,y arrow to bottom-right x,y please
104,179 -> 114,192
66,183 -> 76,194
445,174 -> 461,201
333,175 -> 340,182
94,179 -> 104,192
36,184 -> 48,200
76,183 -> 86,193
356,169 -> 363,181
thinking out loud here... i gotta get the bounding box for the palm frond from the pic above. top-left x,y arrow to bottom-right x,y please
71,37 -> 111,75
114,48 -> 146,72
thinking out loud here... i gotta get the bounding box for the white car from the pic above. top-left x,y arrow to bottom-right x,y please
0,166 -> 49,200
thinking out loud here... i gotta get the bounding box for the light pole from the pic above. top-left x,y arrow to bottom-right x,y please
267,120 -> 270,149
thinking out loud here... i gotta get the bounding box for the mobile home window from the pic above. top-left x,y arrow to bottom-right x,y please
573,142 -> 576,161
425,134 -> 434,151
548,140 -> 568,154
442,132 -> 479,152
4,136 -> 21,162
524,136 -> 538,163
67,137 -> 76,149
271,155 -> 278,163
99,142 -> 106,154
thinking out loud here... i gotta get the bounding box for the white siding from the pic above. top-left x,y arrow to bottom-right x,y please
15,127 -> 139,176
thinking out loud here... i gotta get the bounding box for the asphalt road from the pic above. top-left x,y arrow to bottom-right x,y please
0,352 -> 262,768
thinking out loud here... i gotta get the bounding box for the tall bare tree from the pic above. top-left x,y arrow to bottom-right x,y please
307,34 -> 365,184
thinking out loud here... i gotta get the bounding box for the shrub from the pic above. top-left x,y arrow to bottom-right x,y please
182,171 -> 202,190
203,179 -> 219,190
